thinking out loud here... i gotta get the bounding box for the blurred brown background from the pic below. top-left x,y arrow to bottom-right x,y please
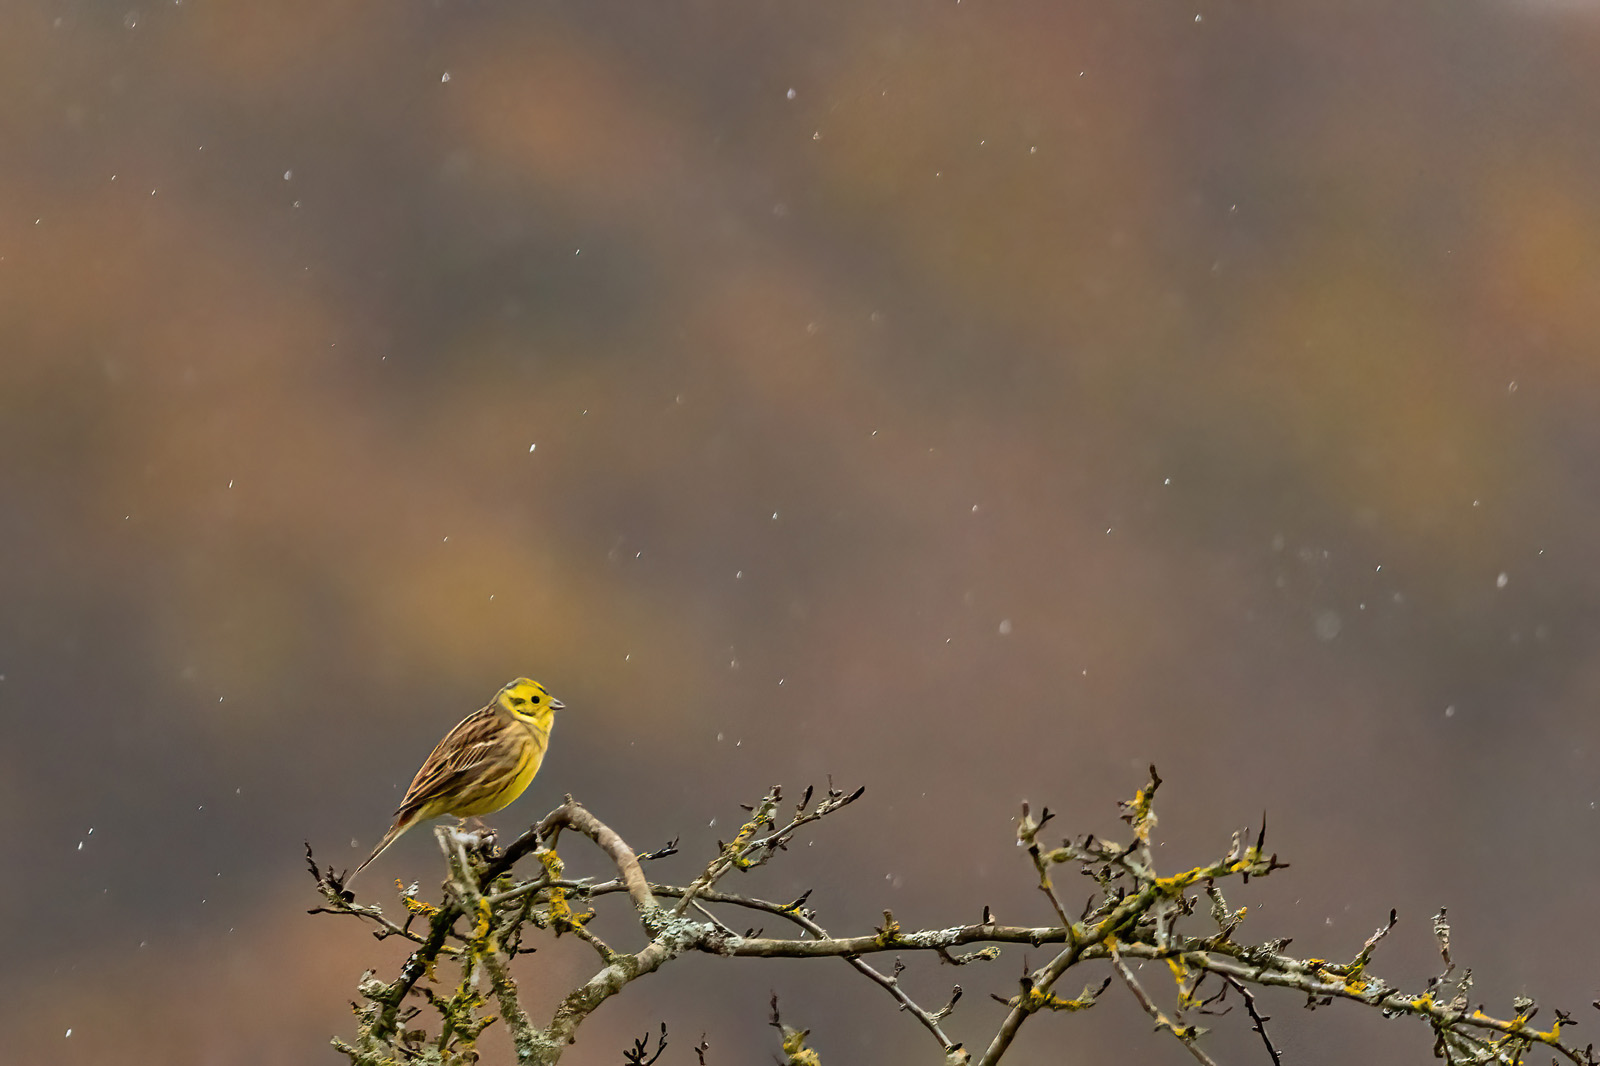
6,1 -> 1600,1063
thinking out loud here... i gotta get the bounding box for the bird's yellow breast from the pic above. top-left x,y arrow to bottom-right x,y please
446,730 -> 548,817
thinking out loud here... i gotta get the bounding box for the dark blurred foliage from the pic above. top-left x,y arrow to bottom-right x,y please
5,1 -> 1600,1063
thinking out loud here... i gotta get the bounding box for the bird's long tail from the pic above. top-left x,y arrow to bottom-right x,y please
349,815 -> 416,883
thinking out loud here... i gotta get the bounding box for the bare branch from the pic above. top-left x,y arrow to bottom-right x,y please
536,798 -> 657,919
319,775 -> 1594,1066
1224,976 -> 1282,1066
1110,940 -> 1220,1066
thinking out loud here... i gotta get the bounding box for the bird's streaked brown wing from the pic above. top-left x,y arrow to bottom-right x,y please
350,704 -> 529,882
393,706 -> 524,821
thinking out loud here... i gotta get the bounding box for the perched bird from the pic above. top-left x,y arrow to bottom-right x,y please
351,677 -> 565,881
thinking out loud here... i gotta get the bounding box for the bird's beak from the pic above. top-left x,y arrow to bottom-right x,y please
549,697 -> 566,710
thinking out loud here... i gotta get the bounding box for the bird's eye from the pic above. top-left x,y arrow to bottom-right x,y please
530,695 -> 542,704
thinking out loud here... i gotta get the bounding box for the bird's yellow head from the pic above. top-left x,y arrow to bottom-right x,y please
494,677 -> 564,727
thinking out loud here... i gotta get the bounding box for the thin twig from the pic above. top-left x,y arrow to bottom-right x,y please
1224,976 -> 1282,1066
1110,940 -> 1220,1066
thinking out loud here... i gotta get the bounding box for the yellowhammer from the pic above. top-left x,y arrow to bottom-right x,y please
351,677 -> 565,880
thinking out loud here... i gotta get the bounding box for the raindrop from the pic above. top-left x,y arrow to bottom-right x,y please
283,170 -> 293,181
528,443 -> 536,452
998,619 -> 1013,635
785,88 -> 796,100
1444,705 -> 1456,718
1496,572 -> 1509,589
441,72 -> 452,83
